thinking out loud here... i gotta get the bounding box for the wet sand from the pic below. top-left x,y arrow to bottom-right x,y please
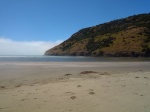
0,62 -> 150,112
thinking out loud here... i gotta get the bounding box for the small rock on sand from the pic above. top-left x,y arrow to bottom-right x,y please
77,85 -> 82,87
70,96 -> 77,99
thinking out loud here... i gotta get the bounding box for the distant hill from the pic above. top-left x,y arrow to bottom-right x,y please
45,13 -> 150,57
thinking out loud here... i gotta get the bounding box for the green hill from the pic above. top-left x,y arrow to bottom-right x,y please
45,13 -> 150,57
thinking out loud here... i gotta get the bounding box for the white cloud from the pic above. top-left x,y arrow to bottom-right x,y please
0,37 -> 62,55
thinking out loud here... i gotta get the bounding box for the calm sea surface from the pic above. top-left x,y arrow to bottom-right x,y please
0,55 -> 150,62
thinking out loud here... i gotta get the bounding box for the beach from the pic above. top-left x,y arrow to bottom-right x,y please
0,62 -> 150,112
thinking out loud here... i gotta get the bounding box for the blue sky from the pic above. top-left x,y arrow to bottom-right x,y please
0,0 -> 150,55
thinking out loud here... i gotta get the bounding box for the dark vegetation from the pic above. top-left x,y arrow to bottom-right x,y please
45,13 -> 150,57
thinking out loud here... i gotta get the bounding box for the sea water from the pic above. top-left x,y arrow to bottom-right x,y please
0,55 -> 150,62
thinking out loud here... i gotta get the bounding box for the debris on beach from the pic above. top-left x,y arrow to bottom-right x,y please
80,71 -> 98,74
64,73 -> 72,76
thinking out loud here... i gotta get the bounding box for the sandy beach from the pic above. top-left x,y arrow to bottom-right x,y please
0,62 -> 150,112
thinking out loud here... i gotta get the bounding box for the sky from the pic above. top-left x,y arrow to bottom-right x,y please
0,0 -> 150,55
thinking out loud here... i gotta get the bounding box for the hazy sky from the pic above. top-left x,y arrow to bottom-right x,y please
0,0 -> 150,55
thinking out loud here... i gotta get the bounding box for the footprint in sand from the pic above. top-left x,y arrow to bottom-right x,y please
0,107 -> 9,110
70,96 -> 77,100
65,92 -> 75,95
144,77 -> 149,79
121,84 -> 126,87
15,84 -> 21,87
20,99 -> 28,101
133,93 -> 144,96
0,86 -> 5,89
89,92 -> 95,95
88,89 -> 95,95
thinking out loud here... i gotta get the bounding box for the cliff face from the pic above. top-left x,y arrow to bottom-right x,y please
45,13 -> 150,57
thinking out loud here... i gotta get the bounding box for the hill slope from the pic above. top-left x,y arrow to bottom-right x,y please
45,13 -> 150,57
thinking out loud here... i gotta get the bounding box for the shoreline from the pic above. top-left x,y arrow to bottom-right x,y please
0,61 -> 150,87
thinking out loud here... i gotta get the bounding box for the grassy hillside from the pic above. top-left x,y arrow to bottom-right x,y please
45,13 -> 150,57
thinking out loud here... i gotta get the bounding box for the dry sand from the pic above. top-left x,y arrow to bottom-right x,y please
0,62 -> 150,112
